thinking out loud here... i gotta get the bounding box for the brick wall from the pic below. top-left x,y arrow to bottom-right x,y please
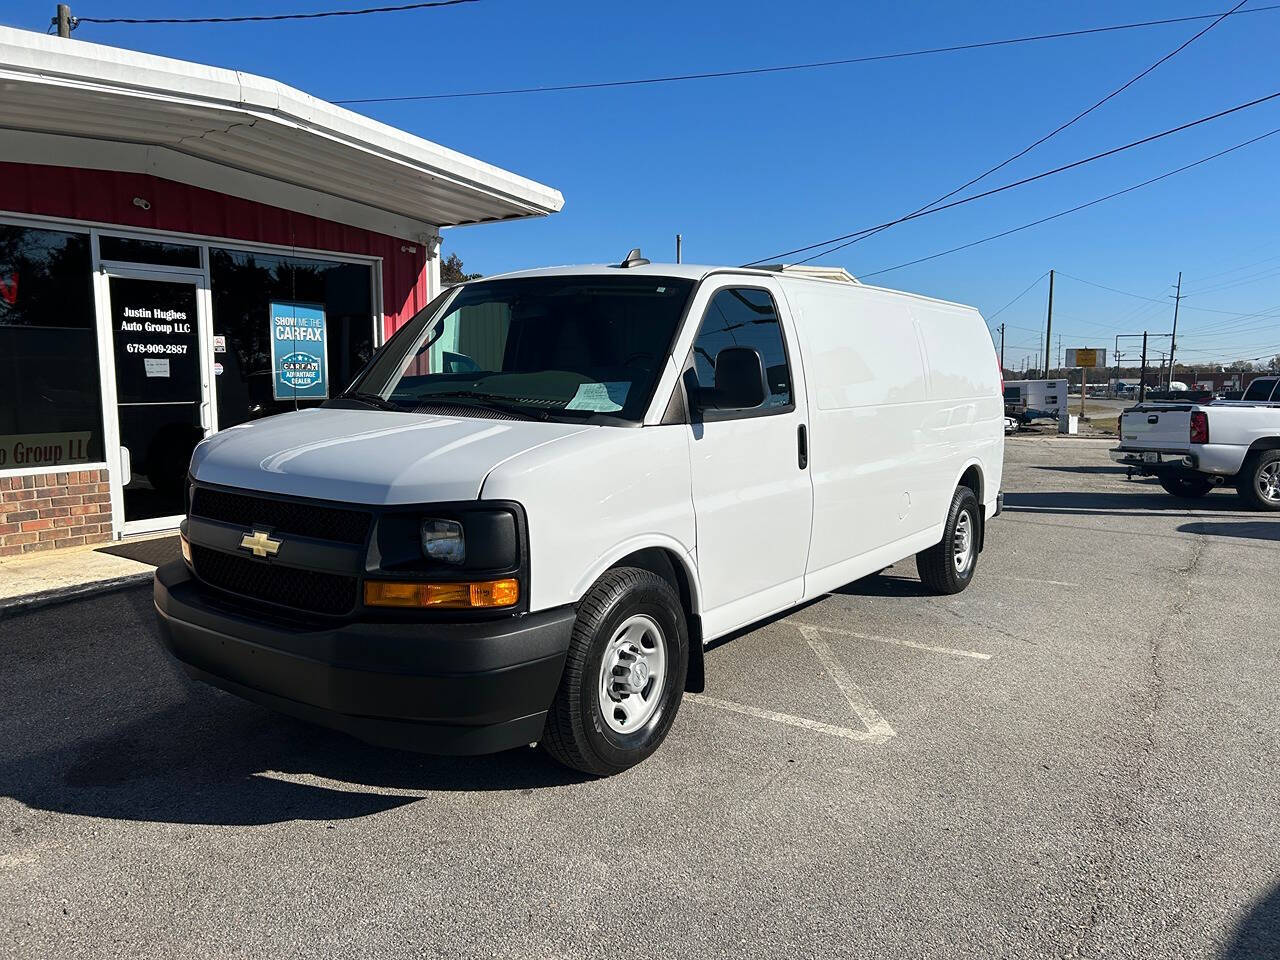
0,469 -> 113,557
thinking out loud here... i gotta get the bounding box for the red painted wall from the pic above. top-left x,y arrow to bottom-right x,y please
0,162 -> 429,338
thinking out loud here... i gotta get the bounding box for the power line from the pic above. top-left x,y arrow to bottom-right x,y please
988,272 -> 1049,321
330,4 -> 1280,104
785,0 -> 1251,267
745,88 -> 1280,267
73,0 -> 479,25
1056,273 -> 1170,303
851,125 -> 1280,279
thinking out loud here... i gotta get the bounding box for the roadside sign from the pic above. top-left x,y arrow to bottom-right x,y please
1066,347 -> 1106,368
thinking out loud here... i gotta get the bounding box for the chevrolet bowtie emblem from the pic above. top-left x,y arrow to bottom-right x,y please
239,528 -> 282,558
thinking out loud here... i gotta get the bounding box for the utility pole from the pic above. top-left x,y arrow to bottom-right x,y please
1043,268 -> 1054,381
999,323 -> 1006,375
675,234 -> 682,264
55,4 -> 71,37
1139,331 -> 1149,403
1168,271 -> 1182,389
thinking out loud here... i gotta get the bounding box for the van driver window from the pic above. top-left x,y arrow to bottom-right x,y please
690,288 -> 793,408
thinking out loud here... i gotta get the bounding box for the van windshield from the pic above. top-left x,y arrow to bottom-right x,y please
345,275 -> 695,423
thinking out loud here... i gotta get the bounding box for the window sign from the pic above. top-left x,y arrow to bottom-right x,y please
0,432 -> 93,469
270,301 -> 328,400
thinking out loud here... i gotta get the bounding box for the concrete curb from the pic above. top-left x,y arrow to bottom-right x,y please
0,571 -> 154,620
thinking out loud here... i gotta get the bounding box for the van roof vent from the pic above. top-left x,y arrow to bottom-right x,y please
616,247 -> 650,268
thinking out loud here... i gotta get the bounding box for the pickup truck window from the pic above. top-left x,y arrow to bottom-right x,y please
689,287 -> 793,411
347,276 -> 695,423
1242,378 -> 1277,402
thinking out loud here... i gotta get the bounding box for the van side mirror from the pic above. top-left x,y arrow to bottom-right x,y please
703,346 -> 768,411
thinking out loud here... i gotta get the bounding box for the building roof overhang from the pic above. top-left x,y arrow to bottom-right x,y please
0,27 -> 564,239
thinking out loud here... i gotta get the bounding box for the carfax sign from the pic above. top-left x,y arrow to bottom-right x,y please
269,301 -> 328,400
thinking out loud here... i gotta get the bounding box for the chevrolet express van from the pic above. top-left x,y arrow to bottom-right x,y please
154,256 -> 1005,775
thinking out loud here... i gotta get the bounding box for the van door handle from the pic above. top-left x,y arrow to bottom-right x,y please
1147,415 -> 1159,424
797,424 -> 808,470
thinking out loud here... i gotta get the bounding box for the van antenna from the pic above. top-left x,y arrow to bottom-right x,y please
617,247 -> 650,269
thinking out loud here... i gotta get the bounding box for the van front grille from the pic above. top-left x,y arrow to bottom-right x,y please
190,545 -> 357,617
191,487 -> 371,545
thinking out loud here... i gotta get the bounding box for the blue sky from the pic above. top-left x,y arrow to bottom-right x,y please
4,0 -> 1280,370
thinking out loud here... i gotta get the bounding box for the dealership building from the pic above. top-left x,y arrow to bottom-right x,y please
0,27 -> 562,554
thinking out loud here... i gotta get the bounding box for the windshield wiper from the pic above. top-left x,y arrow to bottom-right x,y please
339,391 -> 402,411
417,391 -> 554,421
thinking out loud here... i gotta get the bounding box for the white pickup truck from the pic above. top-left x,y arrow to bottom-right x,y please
1110,375 -> 1280,510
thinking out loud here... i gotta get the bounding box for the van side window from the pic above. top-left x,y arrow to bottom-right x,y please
690,288 -> 793,410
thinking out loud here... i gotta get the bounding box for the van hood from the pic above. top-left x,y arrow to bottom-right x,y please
190,408 -> 591,505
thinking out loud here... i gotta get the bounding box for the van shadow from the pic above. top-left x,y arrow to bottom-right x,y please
1178,520 -> 1280,542
0,588 -> 585,828
1003,489 -> 1245,518
1224,879 -> 1280,959
829,572 -> 933,598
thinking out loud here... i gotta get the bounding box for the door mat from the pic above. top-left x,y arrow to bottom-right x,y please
95,534 -> 181,568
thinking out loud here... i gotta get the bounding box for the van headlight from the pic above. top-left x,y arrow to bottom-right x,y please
421,519 -> 465,564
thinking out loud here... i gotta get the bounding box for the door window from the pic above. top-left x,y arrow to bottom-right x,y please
689,287 -> 793,413
1243,378 -> 1276,402
109,277 -> 203,522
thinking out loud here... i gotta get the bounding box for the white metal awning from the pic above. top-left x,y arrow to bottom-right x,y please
0,26 -> 563,238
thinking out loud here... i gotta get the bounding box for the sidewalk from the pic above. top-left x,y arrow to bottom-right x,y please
0,532 -> 177,617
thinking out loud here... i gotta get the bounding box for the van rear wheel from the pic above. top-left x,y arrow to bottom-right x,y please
541,567 -> 688,776
916,486 -> 980,595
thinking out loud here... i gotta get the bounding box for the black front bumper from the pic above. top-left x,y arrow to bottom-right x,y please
153,561 -> 574,755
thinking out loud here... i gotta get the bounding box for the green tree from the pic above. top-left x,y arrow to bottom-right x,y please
441,252 -> 482,285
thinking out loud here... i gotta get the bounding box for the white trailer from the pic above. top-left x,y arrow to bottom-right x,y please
1003,379 -> 1067,420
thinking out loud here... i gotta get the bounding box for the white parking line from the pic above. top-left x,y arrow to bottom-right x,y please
800,630 -> 898,739
796,623 -> 992,660
686,693 -> 891,743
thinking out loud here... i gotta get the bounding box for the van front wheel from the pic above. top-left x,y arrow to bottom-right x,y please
916,487 -> 980,595
541,567 -> 688,776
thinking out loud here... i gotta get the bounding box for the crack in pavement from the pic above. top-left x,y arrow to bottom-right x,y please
1058,533 -> 1208,958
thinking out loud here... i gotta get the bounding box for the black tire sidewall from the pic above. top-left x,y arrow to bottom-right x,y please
948,490 -> 980,590
576,574 -> 688,769
1160,474 -> 1213,498
1240,451 -> 1280,511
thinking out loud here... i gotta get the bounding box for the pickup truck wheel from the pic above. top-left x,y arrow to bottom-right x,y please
541,567 -> 688,776
1158,474 -> 1214,498
1237,450 -> 1280,512
916,486 -> 980,595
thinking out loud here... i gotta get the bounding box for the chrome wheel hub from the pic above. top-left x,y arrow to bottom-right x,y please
952,510 -> 975,575
599,613 -> 667,735
1259,462 -> 1280,503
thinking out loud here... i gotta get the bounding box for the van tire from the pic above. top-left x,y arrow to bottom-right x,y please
1158,474 -> 1214,499
916,487 -> 980,595
541,567 -> 689,776
1236,449 -> 1280,512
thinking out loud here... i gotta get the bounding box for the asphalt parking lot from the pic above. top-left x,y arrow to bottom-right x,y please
2,437 -> 1278,959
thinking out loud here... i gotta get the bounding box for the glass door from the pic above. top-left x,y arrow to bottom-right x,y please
104,272 -> 212,532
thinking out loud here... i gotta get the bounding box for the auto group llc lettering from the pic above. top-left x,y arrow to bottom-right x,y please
120,305 -> 191,335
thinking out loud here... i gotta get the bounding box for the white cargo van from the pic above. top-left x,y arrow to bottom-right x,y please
154,257 -> 1005,774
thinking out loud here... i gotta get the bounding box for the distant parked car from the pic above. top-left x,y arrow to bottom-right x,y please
1004,416 -> 1019,435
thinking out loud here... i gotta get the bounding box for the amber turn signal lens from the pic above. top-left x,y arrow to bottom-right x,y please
363,578 -> 519,609
180,533 -> 192,566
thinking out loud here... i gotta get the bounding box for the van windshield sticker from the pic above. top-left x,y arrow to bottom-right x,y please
565,381 -> 630,412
